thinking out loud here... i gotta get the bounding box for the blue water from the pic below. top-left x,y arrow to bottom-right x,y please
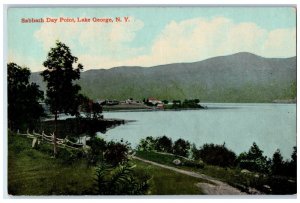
100,103 -> 296,159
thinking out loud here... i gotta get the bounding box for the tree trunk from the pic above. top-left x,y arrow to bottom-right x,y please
53,112 -> 58,156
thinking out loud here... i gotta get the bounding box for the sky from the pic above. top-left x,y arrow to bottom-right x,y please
7,6 -> 296,72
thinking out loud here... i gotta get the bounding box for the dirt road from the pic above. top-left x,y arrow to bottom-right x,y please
133,156 -> 246,195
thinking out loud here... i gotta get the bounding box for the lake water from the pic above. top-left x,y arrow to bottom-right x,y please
100,103 -> 296,159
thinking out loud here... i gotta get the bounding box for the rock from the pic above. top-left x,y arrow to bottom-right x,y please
241,169 -> 251,174
263,185 -> 272,193
248,187 -> 262,194
173,159 -> 181,165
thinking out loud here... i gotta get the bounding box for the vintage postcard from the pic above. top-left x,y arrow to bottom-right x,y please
6,5 -> 296,196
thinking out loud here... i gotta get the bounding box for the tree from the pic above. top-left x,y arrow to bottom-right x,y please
173,138 -> 191,157
81,96 -> 93,119
288,146 -> 297,177
155,136 -> 173,153
137,136 -> 156,151
162,100 -> 168,104
271,149 -> 284,176
92,102 -> 103,120
198,143 -> 237,167
237,142 -> 269,173
8,63 -> 44,130
41,41 -> 83,156
104,141 -> 130,166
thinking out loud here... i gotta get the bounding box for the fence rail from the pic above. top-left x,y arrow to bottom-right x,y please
17,129 -> 87,151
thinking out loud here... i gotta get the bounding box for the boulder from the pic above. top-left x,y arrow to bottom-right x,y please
173,159 -> 181,165
241,169 -> 251,174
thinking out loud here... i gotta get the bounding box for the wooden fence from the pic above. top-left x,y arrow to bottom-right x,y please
17,129 -> 88,151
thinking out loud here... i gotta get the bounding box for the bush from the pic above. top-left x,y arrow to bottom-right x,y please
197,143 -> 237,167
86,137 -> 107,165
137,136 -> 156,151
104,141 -> 130,166
94,162 -> 150,195
181,159 -> 204,169
154,136 -> 173,153
191,144 -> 201,160
173,139 -> 191,157
237,142 -> 269,173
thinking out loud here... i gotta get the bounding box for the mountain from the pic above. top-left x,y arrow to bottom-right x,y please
30,52 -> 296,103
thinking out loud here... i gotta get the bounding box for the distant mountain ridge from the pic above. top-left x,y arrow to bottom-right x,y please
30,52 -> 296,103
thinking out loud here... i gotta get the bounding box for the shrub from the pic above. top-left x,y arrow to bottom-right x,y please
173,138 -> 191,157
154,136 -> 173,153
237,142 -> 269,173
197,143 -> 237,167
191,144 -> 201,160
94,162 -> 150,195
86,137 -> 107,165
137,136 -> 156,151
181,159 -> 204,169
104,141 -> 130,166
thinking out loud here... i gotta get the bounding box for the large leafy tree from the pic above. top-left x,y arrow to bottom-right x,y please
41,41 -> 83,155
8,63 -> 44,130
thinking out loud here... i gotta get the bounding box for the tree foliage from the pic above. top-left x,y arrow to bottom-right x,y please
104,141 -> 130,166
41,41 -> 83,117
80,96 -> 103,119
86,138 -> 130,167
137,136 -> 156,151
271,149 -> 284,176
237,142 -> 269,173
154,136 -> 173,153
270,147 -> 297,177
8,63 -> 44,130
196,143 -> 237,167
173,138 -> 191,157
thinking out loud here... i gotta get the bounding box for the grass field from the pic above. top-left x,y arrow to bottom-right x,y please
8,132 -> 205,195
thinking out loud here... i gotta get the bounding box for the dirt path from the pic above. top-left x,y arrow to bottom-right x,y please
133,156 -> 246,195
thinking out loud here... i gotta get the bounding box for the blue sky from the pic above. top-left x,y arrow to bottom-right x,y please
7,7 -> 296,72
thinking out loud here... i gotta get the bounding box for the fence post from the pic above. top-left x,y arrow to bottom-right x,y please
83,136 -> 86,147
32,137 -> 37,148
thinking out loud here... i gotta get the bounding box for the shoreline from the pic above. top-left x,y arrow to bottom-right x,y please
103,107 -> 206,113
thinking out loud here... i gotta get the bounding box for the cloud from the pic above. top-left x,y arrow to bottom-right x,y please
32,16 -> 295,70
34,16 -> 144,58
126,17 -> 295,67
8,50 -> 44,72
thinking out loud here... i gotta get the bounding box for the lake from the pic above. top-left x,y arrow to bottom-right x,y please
100,103 -> 296,159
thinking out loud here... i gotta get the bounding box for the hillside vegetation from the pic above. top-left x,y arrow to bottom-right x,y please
30,52 -> 296,103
